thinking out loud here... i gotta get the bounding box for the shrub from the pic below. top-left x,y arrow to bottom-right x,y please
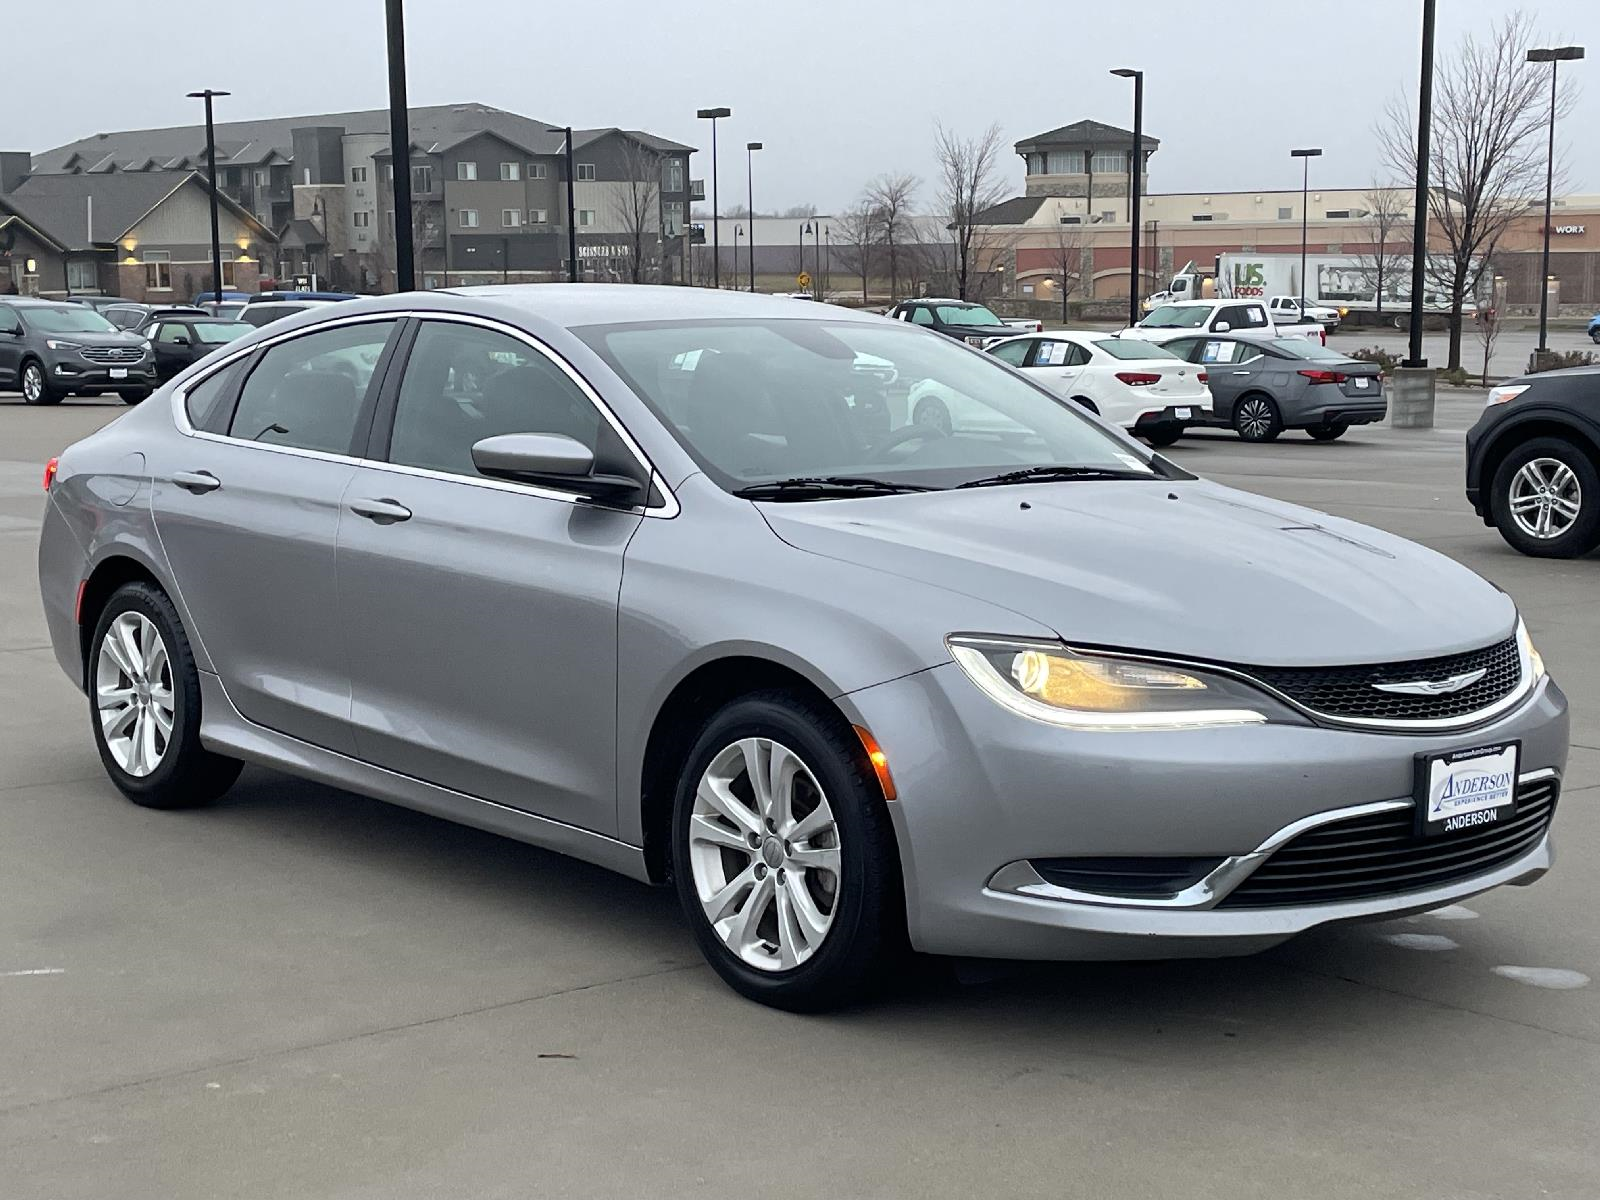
1348,346 -> 1400,373
1530,349 -> 1599,374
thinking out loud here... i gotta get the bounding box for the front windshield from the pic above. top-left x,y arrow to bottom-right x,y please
193,321 -> 253,344
578,318 -> 1161,493
21,307 -> 118,334
935,304 -> 1003,327
1096,338 -> 1180,361
1139,306 -> 1209,329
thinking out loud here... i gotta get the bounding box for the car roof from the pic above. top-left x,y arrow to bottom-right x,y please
0,296 -> 75,308
439,284 -> 885,327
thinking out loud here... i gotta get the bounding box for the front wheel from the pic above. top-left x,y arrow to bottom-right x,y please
20,360 -> 61,406
1233,394 -> 1283,442
118,389 -> 152,406
1307,421 -> 1349,442
671,691 -> 902,1011
912,396 -> 953,437
1590,329 -> 1600,345
88,582 -> 243,808
1490,437 -> 1600,558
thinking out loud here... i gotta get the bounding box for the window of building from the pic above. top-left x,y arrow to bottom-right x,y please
1059,215 -> 1082,225
528,208 -> 549,225
576,163 -> 596,181
663,202 -> 683,236
383,164 -> 394,183
1025,153 -> 1044,175
1326,209 -> 1352,220
528,162 -> 548,180
220,252 -> 237,288
229,321 -> 398,454
413,165 -> 434,194
502,208 -> 522,227
663,159 -> 684,191
459,208 -> 480,228
577,209 -> 595,227
500,162 -> 520,181
1100,211 -> 1116,223
1278,207 -> 1293,220
1046,150 -> 1085,174
66,260 -> 97,291
254,169 -> 269,189
1191,214 -> 1214,222
457,161 -> 477,181
386,209 -> 396,234
351,166 -> 368,183
353,210 -> 372,228
387,321 -> 603,477
142,250 -> 172,291
1090,150 -> 1126,174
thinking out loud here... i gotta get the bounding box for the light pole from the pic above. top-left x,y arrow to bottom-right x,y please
383,0 -> 413,291
697,107 -> 731,287
1404,0 -> 1437,367
812,221 -> 822,297
547,127 -> 578,283
1110,68 -> 1144,326
185,88 -> 230,302
1291,148 -> 1322,320
745,141 -> 762,292
1526,45 -> 1583,355
733,224 -> 743,285
800,221 -> 809,291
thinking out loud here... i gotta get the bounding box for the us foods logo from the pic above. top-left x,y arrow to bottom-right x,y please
1433,768 -> 1513,815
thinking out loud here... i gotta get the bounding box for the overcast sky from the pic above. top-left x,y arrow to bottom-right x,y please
10,0 -> 1595,211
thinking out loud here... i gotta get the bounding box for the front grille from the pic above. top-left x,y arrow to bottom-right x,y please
80,346 -> 143,364
1218,776 -> 1556,909
1032,856 -> 1225,898
1248,635 -> 1521,723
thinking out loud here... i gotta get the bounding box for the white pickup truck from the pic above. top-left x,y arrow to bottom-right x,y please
1123,299 -> 1326,346
1266,294 -> 1342,330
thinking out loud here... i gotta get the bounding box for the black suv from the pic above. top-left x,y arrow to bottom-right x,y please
0,298 -> 157,405
1466,366 -> 1600,557
135,311 -> 253,382
885,299 -> 1016,347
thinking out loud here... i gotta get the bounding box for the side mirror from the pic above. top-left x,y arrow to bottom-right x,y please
173,335 -> 191,347
470,433 -> 644,504
0,321 -> 20,337
1213,322 -> 1231,333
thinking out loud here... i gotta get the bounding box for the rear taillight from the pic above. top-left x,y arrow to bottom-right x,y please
1298,369 -> 1347,385
1115,371 -> 1163,387
43,457 -> 59,492
1197,372 -> 1209,384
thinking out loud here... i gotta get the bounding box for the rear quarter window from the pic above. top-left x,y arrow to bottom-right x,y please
183,359 -> 247,430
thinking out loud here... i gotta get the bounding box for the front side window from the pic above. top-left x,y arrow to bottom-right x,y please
1139,305 -> 1209,330
1222,305 -> 1269,330
907,307 -> 934,326
156,322 -> 191,344
579,319 -> 1161,494
229,320 -> 397,454
387,321 -> 602,477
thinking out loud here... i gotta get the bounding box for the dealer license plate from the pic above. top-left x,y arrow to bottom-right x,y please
1172,407 -> 1192,419
1414,742 -> 1519,837
109,368 -> 128,379
1353,377 -> 1370,389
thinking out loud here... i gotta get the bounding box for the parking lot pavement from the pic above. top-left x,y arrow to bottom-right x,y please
3,392 -> 1597,1199
1325,326 -> 1595,380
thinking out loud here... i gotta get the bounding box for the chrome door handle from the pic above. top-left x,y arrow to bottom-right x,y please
1231,371 -> 1251,375
173,470 -> 221,494
350,497 -> 412,524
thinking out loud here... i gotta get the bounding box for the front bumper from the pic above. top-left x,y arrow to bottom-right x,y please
842,662 -> 1568,960
48,356 -> 156,392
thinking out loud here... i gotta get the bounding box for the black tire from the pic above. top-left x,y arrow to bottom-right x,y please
1071,395 -> 1099,415
1233,393 -> 1283,442
1489,436 -> 1600,559
1141,423 -> 1183,448
118,389 -> 152,405
1590,329 -> 1600,345
912,396 -> 953,437
87,582 -> 243,809
19,359 -> 61,406
1307,421 -> 1349,442
671,690 -> 903,1011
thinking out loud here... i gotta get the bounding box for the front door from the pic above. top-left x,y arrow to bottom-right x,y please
149,320 -> 196,382
151,316 -> 402,753
337,317 -> 645,833
0,307 -> 22,387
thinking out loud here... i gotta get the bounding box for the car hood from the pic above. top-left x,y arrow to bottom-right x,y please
760,479 -> 1515,667
43,329 -> 146,348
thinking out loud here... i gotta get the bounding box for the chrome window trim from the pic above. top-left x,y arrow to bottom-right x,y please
170,307 -> 679,519
987,767 -> 1559,910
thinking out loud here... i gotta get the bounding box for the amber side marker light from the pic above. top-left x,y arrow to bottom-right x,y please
853,726 -> 897,801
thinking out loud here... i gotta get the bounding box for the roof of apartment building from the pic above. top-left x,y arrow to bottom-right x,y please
33,103 -> 693,175
0,170 -> 269,250
1014,120 -> 1162,154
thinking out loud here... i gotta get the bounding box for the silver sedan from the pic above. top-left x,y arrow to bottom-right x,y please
37,286 -> 1568,1009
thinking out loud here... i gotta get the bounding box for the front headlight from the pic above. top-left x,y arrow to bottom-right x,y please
1516,617 -> 1545,681
46,339 -> 84,351
947,636 -> 1300,731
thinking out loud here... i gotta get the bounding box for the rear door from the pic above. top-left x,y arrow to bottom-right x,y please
1024,337 -> 1090,395
0,306 -> 22,387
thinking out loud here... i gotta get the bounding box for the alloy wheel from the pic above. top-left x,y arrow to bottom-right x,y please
1237,398 -> 1273,439
22,363 -> 44,402
688,737 -> 841,971
95,612 -> 175,777
1509,457 -> 1581,540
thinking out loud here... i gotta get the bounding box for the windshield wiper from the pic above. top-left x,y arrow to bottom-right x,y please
956,465 -> 1151,489
732,476 -> 936,500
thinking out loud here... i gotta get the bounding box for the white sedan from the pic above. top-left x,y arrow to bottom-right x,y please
981,331 -> 1212,446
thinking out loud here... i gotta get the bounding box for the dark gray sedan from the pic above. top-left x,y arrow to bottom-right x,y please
1163,335 -> 1386,442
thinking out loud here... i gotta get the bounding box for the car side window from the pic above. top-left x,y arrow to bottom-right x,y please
1063,342 -> 1091,367
1196,339 -> 1239,364
1240,305 -> 1270,329
989,339 -> 1031,367
157,322 -> 189,344
907,307 -> 934,326
386,320 -> 603,478
184,359 -> 247,429
228,320 -> 397,454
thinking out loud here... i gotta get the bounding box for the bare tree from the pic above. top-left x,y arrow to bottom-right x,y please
831,201 -> 877,303
371,196 -> 440,291
780,203 -> 818,219
1478,302 -> 1502,386
934,122 -> 1011,301
1043,220 -> 1083,324
864,172 -> 919,302
1379,12 -> 1570,369
611,137 -> 663,284
1349,182 -> 1410,322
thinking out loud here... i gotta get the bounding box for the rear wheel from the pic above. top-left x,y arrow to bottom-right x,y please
20,360 -> 61,406
1070,395 -> 1099,415
1141,423 -> 1183,448
1490,437 -> 1600,558
1233,394 -> 1282,442
1590,329 -> 1600,345
1307,421 -> 1349,442
912,396 -> 952,437
88,582 -> 243,808
671,691 -> 902,1011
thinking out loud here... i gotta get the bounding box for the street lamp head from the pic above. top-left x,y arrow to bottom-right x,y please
1290,147 -> 1323,158
697,107 -> 732,120
803,221 -> 813,234
1527,46 -> 1585,62
1110,67 -> 1141,79
747,142 -> 763,151
186,89 -> 231,99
